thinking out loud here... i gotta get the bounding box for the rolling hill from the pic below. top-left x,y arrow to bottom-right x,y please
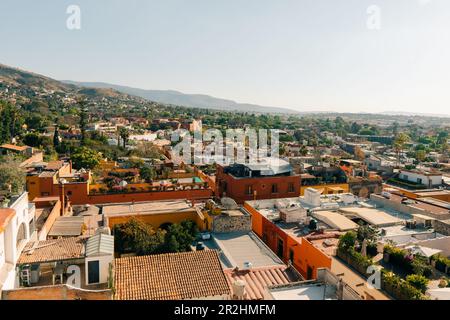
62,80 -> 299,114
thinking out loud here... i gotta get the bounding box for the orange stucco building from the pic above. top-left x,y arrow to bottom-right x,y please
244,200 -> 333,280
26,160 -> 213,206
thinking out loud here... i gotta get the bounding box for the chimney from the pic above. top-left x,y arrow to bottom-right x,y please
232,280 -> 246,300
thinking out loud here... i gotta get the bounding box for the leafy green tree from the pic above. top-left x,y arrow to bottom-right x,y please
71,146 -> 102,170
163,220 -> 198,253
357,223 -> 380,245
393,133 -> 410,165
0,156 -> 25,194
406,274 -> 429,293
415,150 -> 426,162
338,231 -> 357,251
1,102 -> 24,143
24,114 -> 49,133
140,166 -> 156,182
78,103 -> 88,146
113,217 -> 165,255
23,133 -> 42,147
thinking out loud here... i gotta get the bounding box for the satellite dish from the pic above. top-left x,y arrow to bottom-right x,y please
119,180 -> 128,187
221,197 -> 238,210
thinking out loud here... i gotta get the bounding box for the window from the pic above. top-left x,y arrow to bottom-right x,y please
417,178 -> 422,184
245,185 -> 253,195
87,260 -> 100,284
289,248 -> 294,263
271,184 -> 278,194
277,238 -> 284,259
288,182 -> 295,193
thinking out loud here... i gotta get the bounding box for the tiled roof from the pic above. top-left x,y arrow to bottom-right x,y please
18,237 -> 86,264
114,250 -> 231,300
0,144 -> 28,152
0,208 -> 16,233
224,266 -> 299,300
39,171 -> 56,178
45,161 -> 65,171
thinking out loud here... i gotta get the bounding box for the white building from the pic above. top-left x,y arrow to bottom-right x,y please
399,170 -> 443,188
0,192 -> 35,291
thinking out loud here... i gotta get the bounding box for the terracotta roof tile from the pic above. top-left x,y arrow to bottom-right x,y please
18,237 -> 86,264
114,250 -> 231,300
0,144 -> 28,152
224,266 -> 299,300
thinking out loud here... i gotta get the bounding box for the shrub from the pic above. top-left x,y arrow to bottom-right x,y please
338,231 -> 357,251
411,256 -> 433,278
432,255 -> 450,274
406,274 -> 429,293
381,270 -> 425,300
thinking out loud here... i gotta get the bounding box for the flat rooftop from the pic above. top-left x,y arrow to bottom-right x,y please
48,216 -> 84,237
312,211 -> 358,231
415,190 -> 450,197
204,231 -> 284,269
339,207 -> 403,227
269,282 -> 336,300
388,194 -> 450,217
102,200 -> 198,217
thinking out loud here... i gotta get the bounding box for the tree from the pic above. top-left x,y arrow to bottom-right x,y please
118,127 -> 130,148
53,125 -> 60,148
1,102 -> 24,143
140,166 -> 156,182
338,231 -> 357,251
78,103 -> 88,146
163,220 -> 198,253
0,156 -> 25,194
415,150 -> 426,162
406,274 -> 429,293
350,122 -> 362,134
23,133 -> 42,148
357,224 -> 380,246
71,146 -> 102,170
113,217 -> 165,255
393,133 -> 410,166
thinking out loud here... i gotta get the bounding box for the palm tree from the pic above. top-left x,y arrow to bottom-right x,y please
118,127 -> 130,148
393,133 -> 410,167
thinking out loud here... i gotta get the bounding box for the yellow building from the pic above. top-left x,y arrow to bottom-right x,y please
300,183 -> 350,196
102,200 -> 207,231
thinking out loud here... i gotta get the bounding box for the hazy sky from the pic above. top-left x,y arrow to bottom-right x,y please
1,0 -> 450,114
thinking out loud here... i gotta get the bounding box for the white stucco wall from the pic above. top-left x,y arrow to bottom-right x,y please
85,255 -> 113,286
0,192 -> 32,290
400,171 -> 442,187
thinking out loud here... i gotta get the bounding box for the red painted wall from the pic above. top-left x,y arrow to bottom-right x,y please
216,166 -> 301,204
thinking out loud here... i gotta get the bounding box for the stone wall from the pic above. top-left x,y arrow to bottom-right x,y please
432,220 -> 450,236
212,214 -> 252,233
349,179 -> 382,198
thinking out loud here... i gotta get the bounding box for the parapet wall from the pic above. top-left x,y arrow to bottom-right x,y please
1,284 -> 112,300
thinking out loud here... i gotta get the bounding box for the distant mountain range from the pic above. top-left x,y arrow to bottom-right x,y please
379,111 -> 450,118
62,80 -> 299,114
1,63 -> 448,117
